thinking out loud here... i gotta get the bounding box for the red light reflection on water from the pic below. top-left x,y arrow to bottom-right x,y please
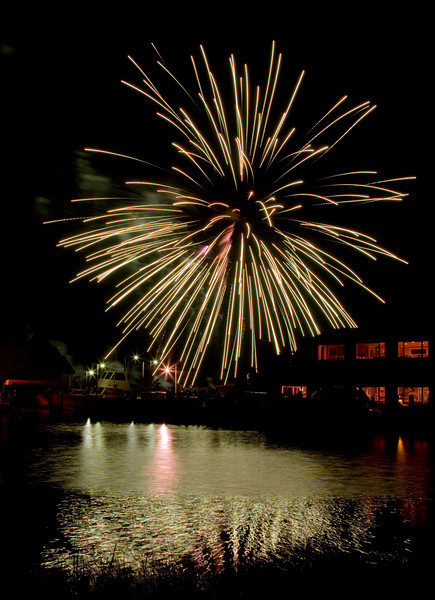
147,424 -> 179,496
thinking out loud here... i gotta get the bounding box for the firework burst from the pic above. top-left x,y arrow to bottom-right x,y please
53,42 -> 414,386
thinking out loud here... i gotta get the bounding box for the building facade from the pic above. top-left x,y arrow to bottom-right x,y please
282,328 -> 432,409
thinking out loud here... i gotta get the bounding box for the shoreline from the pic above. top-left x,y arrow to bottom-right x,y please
2,393 -> 434,443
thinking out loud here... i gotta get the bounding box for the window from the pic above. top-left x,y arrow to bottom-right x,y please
356,342 -> 385,359
362,386 -> 385,404
398,341 -> 429,358
281,385 -> 307,398
318,344 -> 345,360
397,387 -> 430,405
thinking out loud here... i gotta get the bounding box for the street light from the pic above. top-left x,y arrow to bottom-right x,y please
132,354 -> 145,383
147,359 -> 158,387
163,362 -> 178,396
86,369 -> 96,393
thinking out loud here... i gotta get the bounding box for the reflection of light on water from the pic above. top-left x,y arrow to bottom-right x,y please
397,436 -> 406,459
79,420 -> 107,485
82,420 -> 105,449
160,423 -> 169,449
147,424 -> 180,496
41,492 -> 406,575
34,424 -> 434,576
127,421 -> 138,446
82,418 -> 92,448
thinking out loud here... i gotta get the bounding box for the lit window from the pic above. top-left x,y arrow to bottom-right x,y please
362,386 -> 385,403
281,385 -> 307,398
397,386 -> 430,405
398,341 -> 429,358
356,342 -> 385,359
318,344 -> 345,360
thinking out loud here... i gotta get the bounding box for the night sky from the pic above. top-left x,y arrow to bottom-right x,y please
1,7 -> 430,372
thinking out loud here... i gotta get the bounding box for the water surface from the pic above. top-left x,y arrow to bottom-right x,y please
1,417 -> 434,589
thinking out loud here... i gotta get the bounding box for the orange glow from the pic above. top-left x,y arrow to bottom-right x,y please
356,342 -> 385,359
398,340 -> 429,358
397,386 -> 430,405
317,344 -> 345,360
362,386 -> 385,404
281,385 -> 307,398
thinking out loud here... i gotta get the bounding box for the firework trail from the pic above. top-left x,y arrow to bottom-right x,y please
52,42 -> 414,386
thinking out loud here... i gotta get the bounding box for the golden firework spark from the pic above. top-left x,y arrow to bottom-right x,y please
52,42 -> 414,386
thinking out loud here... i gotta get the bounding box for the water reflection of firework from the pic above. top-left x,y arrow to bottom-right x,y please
54,42 -> 414,385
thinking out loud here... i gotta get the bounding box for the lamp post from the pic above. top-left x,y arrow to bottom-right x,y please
133,354 -> 145,384
86,369 -> 96,393
163,362 -> 179,397
87,362 -> 105,393
149,360 -> 158,388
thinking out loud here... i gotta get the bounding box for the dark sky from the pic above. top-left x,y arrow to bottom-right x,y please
1,7 -> 430,370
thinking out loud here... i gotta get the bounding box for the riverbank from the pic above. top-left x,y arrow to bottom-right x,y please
13,545 -> 433,599
2,391 -> 434,441
87,392 -> 435,440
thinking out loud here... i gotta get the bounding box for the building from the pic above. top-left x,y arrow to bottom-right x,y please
0,335 -> 76,389
281,328 -> 432,410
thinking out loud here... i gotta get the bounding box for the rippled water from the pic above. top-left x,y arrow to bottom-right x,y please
1,417 -> 435,588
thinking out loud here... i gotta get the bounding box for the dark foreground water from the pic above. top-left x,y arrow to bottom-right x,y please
1,412 -> 434,597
